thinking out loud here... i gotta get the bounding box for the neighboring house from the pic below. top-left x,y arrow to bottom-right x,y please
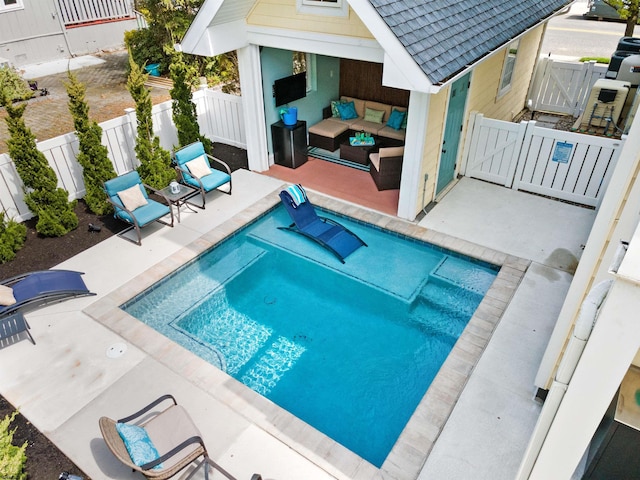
179,0 -> 571,220
0,0 -> 137,67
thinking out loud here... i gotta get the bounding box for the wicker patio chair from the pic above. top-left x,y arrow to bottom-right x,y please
99,394 -> 250,480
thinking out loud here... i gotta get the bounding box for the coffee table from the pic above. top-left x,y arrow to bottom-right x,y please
159,183 -> 198,222
339,136 -> 377,165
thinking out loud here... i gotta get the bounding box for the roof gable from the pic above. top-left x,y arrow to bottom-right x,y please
368,0 -> 571,85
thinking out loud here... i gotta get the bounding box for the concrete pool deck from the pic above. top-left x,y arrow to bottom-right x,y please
0,171 -> 596,479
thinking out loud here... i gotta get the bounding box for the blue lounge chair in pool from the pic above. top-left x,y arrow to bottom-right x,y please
0,270 -> 95,320
173,141 -> 232,209
104,171 -> 174,246
278,184 -> 366,263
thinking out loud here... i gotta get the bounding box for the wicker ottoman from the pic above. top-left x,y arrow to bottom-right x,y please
309,119 -> 350,151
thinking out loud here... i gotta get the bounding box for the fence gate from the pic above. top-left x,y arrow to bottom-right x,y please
462,113 -> 623,208
528,58 -> 607,117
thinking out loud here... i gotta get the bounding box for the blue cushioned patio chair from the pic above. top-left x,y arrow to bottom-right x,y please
173,141 -> 232,209
278,185 -> 367,263
1,270 -> 95,319
104,171 -> 174,246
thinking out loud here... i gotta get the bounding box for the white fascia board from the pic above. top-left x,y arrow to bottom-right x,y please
346,0 -> 434,92
205,20 -> 249,55
181,0 -> 225,54
382,52 -> 439,94
246,26 -> 383,63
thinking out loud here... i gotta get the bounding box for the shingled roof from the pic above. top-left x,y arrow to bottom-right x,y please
368,0 -> 571,85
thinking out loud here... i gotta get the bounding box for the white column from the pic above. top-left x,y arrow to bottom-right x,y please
237,44 -> 269,172
397,91 -> 429,220
529,246 -> 640,478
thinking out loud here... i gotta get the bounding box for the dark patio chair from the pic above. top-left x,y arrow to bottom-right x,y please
278,184 -> 366,263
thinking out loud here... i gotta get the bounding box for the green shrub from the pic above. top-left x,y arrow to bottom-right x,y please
0,66 -> 33,103
65,72 -> 117,215
2,98 -> 78,236
0,213 -> 27,263
0,412 -> 27,480
579,57 -> 610,64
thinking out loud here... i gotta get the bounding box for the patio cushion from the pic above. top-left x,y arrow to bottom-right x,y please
185,156 -> 212,179
104,171 -> 149,200
117,184 -> 148,212
115,201 -> 170,227
308,119 -> 349,138
0,285 -> 16,306
115,423 -> 163,470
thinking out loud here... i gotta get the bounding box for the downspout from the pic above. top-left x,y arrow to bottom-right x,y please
53,0 -> 75,58
516,278 -> 614,480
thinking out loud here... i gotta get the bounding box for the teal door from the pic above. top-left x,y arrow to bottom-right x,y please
436,72 -> 470,195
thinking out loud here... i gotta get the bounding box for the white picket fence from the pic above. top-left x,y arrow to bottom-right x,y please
0,88 -> 245,222
57,0 -> 134,26
461,113 -> 623,208
528,57 -> 608,117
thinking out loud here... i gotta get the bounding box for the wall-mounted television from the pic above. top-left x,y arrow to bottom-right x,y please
274,72 -> 307,107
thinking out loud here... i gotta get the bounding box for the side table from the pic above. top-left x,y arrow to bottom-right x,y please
159,184 -> 198,223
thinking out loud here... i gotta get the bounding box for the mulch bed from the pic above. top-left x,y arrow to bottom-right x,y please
0,142 -> 248,479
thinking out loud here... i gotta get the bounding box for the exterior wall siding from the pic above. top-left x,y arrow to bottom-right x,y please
247,0 -> 373,39
467,27 -> 543,121
416,86 -> 449,212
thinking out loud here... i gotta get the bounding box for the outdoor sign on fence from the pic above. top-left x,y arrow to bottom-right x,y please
552,141 -> 573,164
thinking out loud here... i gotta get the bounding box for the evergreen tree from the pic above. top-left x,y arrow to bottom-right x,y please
127,54 -> 175,189
1,95 -> 78,236
65,71 -> 117,215
169,50 -> 212,152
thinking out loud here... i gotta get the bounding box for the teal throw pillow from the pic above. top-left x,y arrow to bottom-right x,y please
115,423 -> 163,470
337,101 -> 358,120
364,108 -> 385,124
387,109 -> 406,130
330,100 -> 342,118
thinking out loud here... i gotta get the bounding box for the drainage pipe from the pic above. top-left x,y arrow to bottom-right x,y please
515,279 -> 613,480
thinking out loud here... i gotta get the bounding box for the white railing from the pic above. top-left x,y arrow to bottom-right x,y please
462,112 -> 622,208
58,0 -> 134,26
0,88 -> 245,222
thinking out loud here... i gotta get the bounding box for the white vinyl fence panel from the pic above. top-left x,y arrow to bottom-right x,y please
462,113 -> 622,208
0,89 -> 245,222
528,58 -> 607,117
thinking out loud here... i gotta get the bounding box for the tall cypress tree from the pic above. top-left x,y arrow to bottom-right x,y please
127,54 -> 175,189
169,50 -> 212,153
1,96 -> 78,236
65,71 -> 117,215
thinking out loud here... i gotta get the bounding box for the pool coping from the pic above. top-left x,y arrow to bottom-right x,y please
84,188 -> 529,480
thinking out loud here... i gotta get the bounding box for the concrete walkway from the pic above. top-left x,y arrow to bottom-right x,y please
0,174 -> 596,480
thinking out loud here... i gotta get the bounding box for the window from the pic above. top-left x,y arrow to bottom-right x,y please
498,39 -> 519,97
293,51 -> 317,93
297,0 -> 347,17
1,0 -> 24,13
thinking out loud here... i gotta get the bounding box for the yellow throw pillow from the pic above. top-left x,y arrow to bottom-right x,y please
117,184 -> 148,211
185,155 -> 212,179
0,285 -> 16,306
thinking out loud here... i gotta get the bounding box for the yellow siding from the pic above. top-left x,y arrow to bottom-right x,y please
467,27 -> 543,121
247,0 -> 374,39
414,87 -> 449,215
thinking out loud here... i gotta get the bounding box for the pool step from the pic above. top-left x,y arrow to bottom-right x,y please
238,336 -> 306,396
429,256 -> 496,295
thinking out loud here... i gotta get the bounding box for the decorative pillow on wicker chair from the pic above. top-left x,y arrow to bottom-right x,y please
0,285 -> 16,306
185,156 -> 213,179
364,108 -> 385,124
117,184 -> 148,212
337,101 -> 358,121
115,423 -> 163,470
387,109 -> 407,130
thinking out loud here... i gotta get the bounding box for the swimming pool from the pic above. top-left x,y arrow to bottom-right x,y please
121,204 -> 498,467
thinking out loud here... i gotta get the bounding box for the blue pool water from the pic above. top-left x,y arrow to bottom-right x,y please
122,205 -> 498,467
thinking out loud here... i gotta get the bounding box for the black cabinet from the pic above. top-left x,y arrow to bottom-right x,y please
271,120 -> 307,168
